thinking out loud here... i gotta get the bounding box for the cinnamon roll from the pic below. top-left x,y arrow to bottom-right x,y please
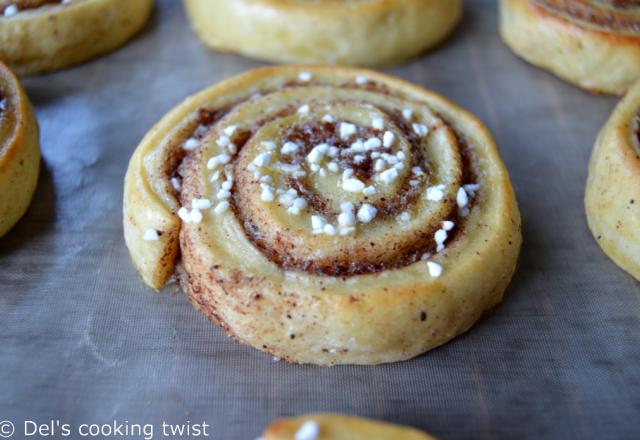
0,61 -> 39,238
124,66 -> 521,365
182,0 -> 462,66
262,413 -> 435,440
500,0 -> 640,95
586,79 -> 640,281
0,0 -> 153,75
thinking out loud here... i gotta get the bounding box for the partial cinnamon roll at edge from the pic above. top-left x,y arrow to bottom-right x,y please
183,0 -> 462,67
0,0 -> 153,75
124,66 -> 522,365
262,413 -> 436,440
586,79 -> 640,281
0,61 -> 39,238
500,0 -> 640,95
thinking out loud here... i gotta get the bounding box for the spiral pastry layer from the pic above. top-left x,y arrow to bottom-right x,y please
262,413 -> 435,440
0,61 -> 39,238
586,79 -> 640,281
124,66 -> 521,365
183,0 -> 462,67
500,0 -> 640,95
0,0 -> 153,75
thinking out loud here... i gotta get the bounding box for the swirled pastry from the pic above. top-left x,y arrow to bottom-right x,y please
500,0 -> 640,95
0,0 -> 153,75
124,66 -> 521,365
0,61 -> 39,238
586,80 -> 640,281
182,0 -> 462,67
262,413 -> 435,440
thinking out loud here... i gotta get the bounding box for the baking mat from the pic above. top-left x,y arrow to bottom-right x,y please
1,1 -> 639,439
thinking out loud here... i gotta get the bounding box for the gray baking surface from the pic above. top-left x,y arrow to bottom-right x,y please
1,0 -> 639,439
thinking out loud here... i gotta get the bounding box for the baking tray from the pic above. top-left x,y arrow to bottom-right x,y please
1,0 -> 639,438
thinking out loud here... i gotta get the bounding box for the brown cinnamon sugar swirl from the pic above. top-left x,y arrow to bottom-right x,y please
586,79 -> 640,281
500,0 -> 640,95
124,66 -> 521,365
0,61 -> 39,238
183,0 -> 462,67
0,0 -> 153,75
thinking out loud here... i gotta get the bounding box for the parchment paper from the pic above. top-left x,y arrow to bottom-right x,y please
1,1 -> 639,439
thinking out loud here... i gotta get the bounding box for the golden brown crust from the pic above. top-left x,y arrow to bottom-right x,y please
585,79 -> 640,281
0,61 -> 39,237
263,413 -> 436,440
0,0 -> 153,75
500,0 -> 640,95
124,66 -> 522,365
182,0 -> 462,66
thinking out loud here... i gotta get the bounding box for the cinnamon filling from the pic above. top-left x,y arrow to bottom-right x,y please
174,82 -> 480,277
235,128 -> 476,277
534,0 -> 640,32
168,108 -> 229,187
275,119 -> 426,218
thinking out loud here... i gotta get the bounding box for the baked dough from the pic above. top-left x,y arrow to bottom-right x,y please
500,0 -> 640,95
0,61 -> 39,237
262,413 -> 435,440
0,0 -> 153,75
124,66 -> 521,365
585,80 -> 640,281
182,0 -> 462,66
